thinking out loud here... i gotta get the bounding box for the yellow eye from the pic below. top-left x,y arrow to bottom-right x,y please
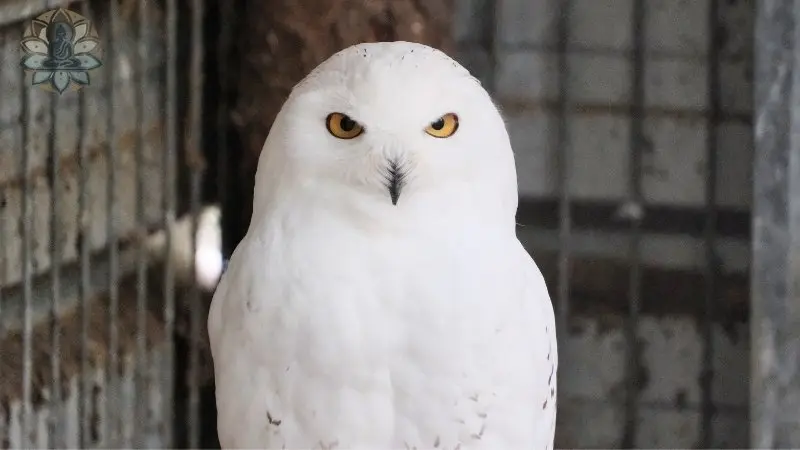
425,113 -> 459,138
326,112 -> 364,139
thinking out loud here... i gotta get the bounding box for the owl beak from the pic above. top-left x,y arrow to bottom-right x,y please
386,159 -> 405,206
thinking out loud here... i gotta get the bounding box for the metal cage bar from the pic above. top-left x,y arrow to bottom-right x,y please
0,30 -> 5,435
162,0 -> 179,445
752,1 -> 800,447
700,0 -> 722,446
187,0 -> 206,446
554,0 -> 571,347
18,24 -> 34,446
104,1 -> 121,444
134,0 -> 150,446
622,0 -> 646,446
47,54 -> 62,446
0,173 -> 5,446
217,0 -> 233,250
483,0 -> 498,93
77,3 -> 94,446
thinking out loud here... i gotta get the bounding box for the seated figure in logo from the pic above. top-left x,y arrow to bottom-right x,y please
42,20 -> 81,69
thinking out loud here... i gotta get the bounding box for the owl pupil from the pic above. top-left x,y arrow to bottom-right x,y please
431,119 -> 445,130
340,116 -> 355,132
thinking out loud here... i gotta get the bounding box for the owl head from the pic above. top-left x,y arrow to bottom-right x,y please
252,41 -> 519,228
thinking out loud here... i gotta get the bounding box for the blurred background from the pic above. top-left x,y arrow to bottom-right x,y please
0,0 -> 792,448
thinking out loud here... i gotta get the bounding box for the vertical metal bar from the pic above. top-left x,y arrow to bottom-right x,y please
700,0 -> 721,446
188,0 -> 206,446
622,0 -> 646,447
0,31 -> 5,342
134,0 -> 149,446
0,202 -> 4,340
19,23 -> 34,448
217,0 -> 232,242
163,0 -> 179,444
484,0 -> 498,93
0,182 -> 5,447
105,0 -> 120,445
0,34 -> 5,339
48,67 -> 62,448
752,1 -> 800,447
555,0 -> 571,343
77,3 -> 93,446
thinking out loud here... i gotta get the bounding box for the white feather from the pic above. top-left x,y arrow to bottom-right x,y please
208,41 -> 557,450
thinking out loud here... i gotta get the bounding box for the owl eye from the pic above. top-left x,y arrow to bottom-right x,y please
425,113 -> 459,138
326,113 -> 364,139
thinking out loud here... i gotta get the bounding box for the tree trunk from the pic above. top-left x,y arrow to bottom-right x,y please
226,0 -> 455,249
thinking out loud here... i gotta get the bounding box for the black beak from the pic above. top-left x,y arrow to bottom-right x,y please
386,159 -> 405,206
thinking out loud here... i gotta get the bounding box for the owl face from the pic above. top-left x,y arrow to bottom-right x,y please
263,42 -> 515,214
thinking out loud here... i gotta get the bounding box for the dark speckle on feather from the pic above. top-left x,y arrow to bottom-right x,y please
267,411 -> 281,426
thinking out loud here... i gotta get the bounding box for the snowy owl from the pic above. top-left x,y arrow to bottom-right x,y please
208,41 -> 558,450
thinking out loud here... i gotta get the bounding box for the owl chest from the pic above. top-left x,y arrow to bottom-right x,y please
221,232 -> 546,448
273,247 -> 498,342
250,231 -> 519,370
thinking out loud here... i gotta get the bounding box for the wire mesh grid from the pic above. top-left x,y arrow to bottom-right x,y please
466,0 -> 749,447
0,0 -> 221,447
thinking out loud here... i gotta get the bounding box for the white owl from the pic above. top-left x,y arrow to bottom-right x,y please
208,41 -> 558,450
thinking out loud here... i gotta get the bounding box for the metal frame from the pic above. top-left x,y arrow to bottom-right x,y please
752,1 -> 800,447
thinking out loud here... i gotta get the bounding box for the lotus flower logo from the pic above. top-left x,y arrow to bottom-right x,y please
20,8 -> 102,94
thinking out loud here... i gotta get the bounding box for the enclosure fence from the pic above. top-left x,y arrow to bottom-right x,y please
0,0 -> 226,447
462,0 -> 748,446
